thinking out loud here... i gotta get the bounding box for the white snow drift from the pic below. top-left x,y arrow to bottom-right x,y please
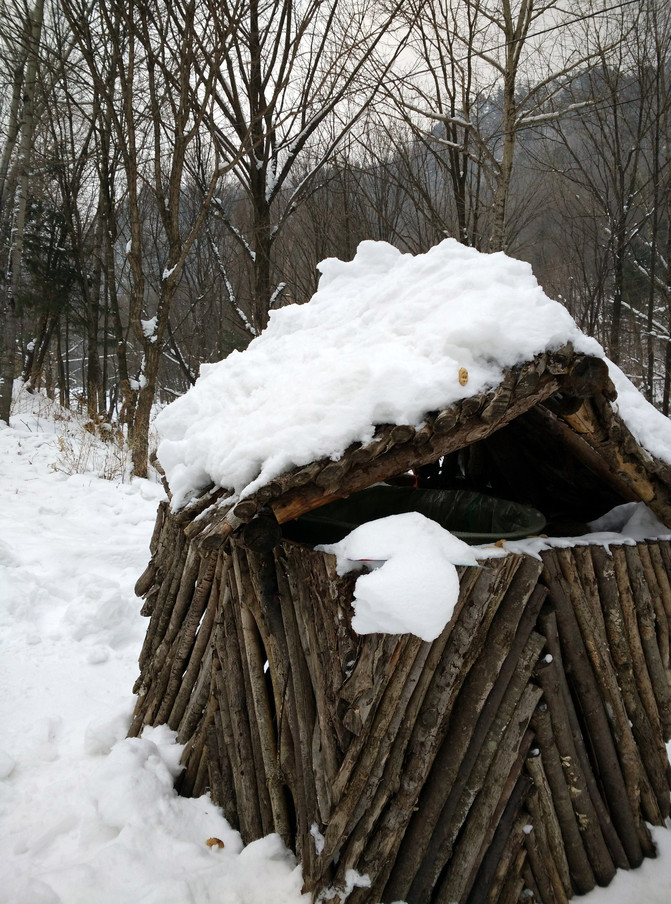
0,406 -> 307,904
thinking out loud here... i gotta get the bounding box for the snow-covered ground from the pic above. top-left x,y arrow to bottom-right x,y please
0,398 -> 307,904
1,396 -> 671,903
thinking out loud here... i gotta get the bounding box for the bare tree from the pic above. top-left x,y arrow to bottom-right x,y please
200,0 -> 413,332
538,2 -> 666,366
630,2 -> 671,406
388,0 -> 616,253
61,0 -> 242,475
0,0 -> 45,423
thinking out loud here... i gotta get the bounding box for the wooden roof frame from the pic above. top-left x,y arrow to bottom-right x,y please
165,343 -> 671,553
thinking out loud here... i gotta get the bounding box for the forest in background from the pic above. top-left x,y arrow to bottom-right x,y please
0,0 -> 669,476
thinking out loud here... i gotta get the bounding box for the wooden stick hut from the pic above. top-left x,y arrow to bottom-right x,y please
131,340 -> 671,904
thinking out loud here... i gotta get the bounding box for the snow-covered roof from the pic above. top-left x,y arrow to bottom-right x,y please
156,239 -> 617,510
151,238 -> 671,643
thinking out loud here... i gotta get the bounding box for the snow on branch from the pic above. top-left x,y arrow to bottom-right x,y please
269,282 -> 286,309
206,229 -> 257,337
401,99 -> 473,129
516,100 -> 595,129
212,199 -> 256,261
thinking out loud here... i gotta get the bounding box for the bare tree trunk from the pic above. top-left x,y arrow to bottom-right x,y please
0,18 -> 30,219
132,343 -> 160,478
24,312 -> 58,390
85,205 -> 105,419
610,220 -> 626,364
56,316 -> 68,406
665,191 -> 671,415
0,0 -> 44,424
489,71 -> 517,253
488,0 -> 532,252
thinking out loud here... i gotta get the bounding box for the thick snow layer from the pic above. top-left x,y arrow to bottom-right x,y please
608,361 -> 671,465
156,239 -> 601,508
320,512 -> 491,641
0,406 -> 308,904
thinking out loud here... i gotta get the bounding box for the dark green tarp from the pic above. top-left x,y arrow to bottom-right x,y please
284,485 -> 546,546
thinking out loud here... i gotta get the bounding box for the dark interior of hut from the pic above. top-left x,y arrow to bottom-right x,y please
281,398 -> 631,547
413,405 -> 626,537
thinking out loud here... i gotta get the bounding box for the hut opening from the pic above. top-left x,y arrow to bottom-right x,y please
131,239 -> 671,904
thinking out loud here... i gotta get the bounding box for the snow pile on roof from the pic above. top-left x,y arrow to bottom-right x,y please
158,239 -> 606,508
607,361 -> 671,464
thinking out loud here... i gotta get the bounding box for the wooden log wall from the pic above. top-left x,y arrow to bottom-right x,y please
131,508 -> 671,904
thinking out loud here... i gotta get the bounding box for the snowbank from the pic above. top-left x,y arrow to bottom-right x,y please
156,239 -> 602,508
0,411 -> 308,904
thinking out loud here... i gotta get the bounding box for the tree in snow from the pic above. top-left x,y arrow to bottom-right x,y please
538,0 -> 671,378
388,0 -> 618,253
